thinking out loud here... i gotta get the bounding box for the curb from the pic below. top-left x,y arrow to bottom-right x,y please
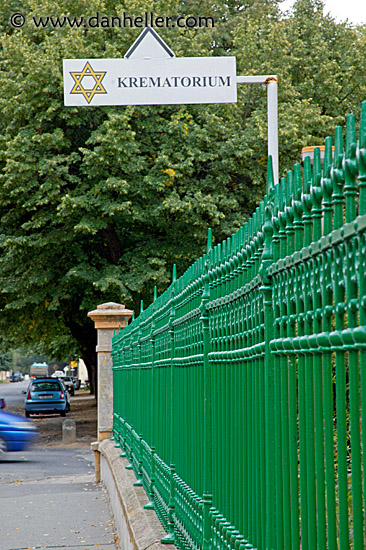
95,439 -> 176,550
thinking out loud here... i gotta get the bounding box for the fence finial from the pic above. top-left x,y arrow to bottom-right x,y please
154,286 -> 157,302
172,264 -> 177,283
140,300 -> 144,314
358,102 -> 366,215
346,113 -> 356,158
334,125 -> 344,169
313,147 -> 321,186
323,136 -> 333,178
267,155 -> 274,196
206,228 -> 212,254
360,101 -> 366,150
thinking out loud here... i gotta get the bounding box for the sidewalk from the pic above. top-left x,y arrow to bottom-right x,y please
0,393 -> 119,550
0,447 -> 119,550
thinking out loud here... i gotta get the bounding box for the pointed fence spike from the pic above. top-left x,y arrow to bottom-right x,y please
154,286 -> 157,302
303,156 -> 312,194
286,171 -> 294,203
280,176 -> 286,209
267,155 -> 274,196
140,300 -> 144,314
323,136 -> 333,178
227,237 -> 231,259
274,181 -> 280,213
294,164 -> 302,199
346,113 -> 356,158
260,201 -> 265,225
244,222 -> 249,244
334,126 -> 344,169
313,147 -> 321,185
206,228 -> 212,254
172,264 -> 177,282
360,101 -> 366,150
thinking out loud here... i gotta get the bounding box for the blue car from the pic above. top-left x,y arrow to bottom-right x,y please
0,406 -> 38,456
24,377 -> 70,417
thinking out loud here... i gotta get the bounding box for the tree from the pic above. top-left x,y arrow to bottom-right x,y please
0,0 -> 365,391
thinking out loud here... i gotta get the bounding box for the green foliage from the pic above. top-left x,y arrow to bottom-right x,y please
0,0 -> 366,370
0,347 -> 53,373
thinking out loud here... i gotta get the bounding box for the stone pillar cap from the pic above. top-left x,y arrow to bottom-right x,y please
88,302 -> 133,330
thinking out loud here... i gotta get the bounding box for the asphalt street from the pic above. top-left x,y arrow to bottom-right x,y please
0,382 -> 119,550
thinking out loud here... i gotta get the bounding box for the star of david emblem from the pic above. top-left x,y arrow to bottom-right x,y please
69,62 -> 107,104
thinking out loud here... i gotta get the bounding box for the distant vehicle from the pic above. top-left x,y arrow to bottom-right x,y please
24,378 -> 70,417
51,372 -> 74,395
52,370 -> 64,378
10,371 -> 23,382
60,376 -> 75,396
0,409 -> 38,456
71,377 -> 80,390
30,362 -> 49,379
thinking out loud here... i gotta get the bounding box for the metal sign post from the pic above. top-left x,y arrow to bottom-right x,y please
237,75 -> 278,185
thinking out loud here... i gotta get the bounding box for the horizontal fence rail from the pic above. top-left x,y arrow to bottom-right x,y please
112,102 -> 366,550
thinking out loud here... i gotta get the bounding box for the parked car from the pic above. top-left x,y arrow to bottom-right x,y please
24,378 -> 71,417
10,371 -> 23,382
61,376 -> 75,396
51,373 -> 75,396
0,408 -> 38,456
71,376 -> 80,391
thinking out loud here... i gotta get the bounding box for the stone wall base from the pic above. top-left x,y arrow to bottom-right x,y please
95,439 -> 175,550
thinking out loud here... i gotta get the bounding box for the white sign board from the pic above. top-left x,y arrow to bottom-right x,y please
63,57 -> 237,106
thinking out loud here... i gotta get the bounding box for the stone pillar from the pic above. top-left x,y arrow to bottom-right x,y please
88,302 -> 133,442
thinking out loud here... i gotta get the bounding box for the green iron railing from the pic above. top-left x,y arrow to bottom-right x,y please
112,102 -> 366,550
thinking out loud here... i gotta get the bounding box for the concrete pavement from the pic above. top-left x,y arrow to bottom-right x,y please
0,447 -> 119,550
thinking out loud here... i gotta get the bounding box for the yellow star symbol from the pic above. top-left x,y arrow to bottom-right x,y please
69,62 -> 107,104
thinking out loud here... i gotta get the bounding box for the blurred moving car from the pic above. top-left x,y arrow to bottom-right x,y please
0,406 -> 38,456
24,378 -> 71,418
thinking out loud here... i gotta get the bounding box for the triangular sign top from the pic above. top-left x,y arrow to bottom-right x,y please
124,27 -> 175,59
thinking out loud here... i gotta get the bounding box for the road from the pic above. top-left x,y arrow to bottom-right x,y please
0,381 -> 119,550
0,379 -> 29,408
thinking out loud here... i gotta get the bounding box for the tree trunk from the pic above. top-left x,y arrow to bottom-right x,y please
65,318 -> 97,396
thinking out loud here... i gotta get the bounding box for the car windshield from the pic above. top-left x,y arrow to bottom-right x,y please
31,381 -> 61,392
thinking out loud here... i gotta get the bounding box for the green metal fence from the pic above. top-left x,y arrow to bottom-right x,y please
112,102 -> 366,550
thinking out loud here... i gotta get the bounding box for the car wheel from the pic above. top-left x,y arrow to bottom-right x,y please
0,436 -> 7,456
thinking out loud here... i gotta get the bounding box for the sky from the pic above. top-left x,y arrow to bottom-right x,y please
280,0 -> 366,26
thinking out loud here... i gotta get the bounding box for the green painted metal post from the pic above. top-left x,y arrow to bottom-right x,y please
161,266 -> 177,545
261,157 -> 276,550
201,229 -> 213,550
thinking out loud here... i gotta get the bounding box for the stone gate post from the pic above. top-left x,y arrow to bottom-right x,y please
88,302 -> 133,479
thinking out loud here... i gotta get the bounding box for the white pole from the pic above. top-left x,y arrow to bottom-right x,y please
267,77 -> 278,186
237,75 -> 279,186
